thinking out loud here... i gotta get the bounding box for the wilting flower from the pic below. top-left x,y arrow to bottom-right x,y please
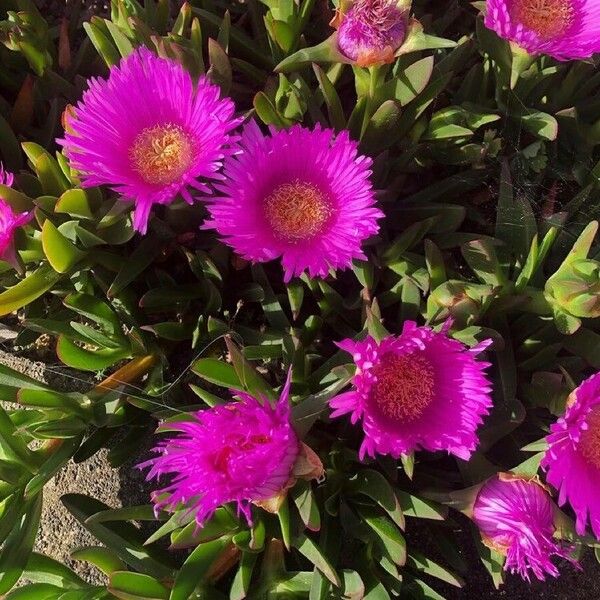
59,46 -> 239,234
542,371 -> 600,538
473,474 -> 576,582
329,321 -> 492,460
142,374 -> 320,526
484,0 -> 600,60
334,0 -> 407,66
0,165 -> 31,264
204,121 -> 382,282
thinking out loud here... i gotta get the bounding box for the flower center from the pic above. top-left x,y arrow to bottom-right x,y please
579,406 -> 600,469
370,352 -> 435,422
213,433 -> 271,473
130,124 -> 193,185
511,0 -> 575,39
264,180 -> 333,242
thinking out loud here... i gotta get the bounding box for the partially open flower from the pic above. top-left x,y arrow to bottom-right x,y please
473,474 -> 577,582
142,374 -> 320,526
0,165 -> 32,265
484,0 -> 600,60
334,0 -> 408,66
329,321 -> 492,460
59,46 -> 240,234
542,371 -> 600,538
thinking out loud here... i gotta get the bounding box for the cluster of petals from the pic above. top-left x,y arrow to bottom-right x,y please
142,375 -> 302,526
335,0 -> 407,66
473,474 -> 577,582
0,165 -> 32,262
59,46 -> 240,234
329,321 -> 493,460
204,121 -> 382,282
542,371 -> 600,538
485,0 -> 600,60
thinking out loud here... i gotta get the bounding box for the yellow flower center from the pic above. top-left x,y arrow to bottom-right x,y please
264,180 -> 333,242
511,0 -> 575,39
130,124 -> 193,185
370,353 -> 435,422
579,406 -> 600,469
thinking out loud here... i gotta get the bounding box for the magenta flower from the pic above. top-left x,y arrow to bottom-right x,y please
473,475 -> 576,582
142,375 -> 303,526
542,371 -> 600,538
0,165 -> 31,263
336,0 -> 407,66
204,121 -> 382,282
484,0 -> 600,60
329,321 -> 492,460
59,46 -> 240,234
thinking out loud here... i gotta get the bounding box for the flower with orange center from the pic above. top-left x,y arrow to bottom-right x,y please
485,0 -> 600,60
59,47 -> 240,233
543,372 -> 600,538
329,321 -> 493,460
204,121 -> 382,281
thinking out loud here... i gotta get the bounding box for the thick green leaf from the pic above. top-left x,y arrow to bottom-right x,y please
109,572 -> 169,600
41,221 -> 86,274
347,470 -> 404,529
0,495 -> 42,594
56,336 -> 130,371
70,546 -> 126,576
292,534 -> 340,586
55,189 -> 95,220
379,56 -> 434,106
292,481 -> 321,532
4,583 -> 63,600
521,111 -> 558,141
397,493 -> 447,520
0,264 -> 62,316
354,507 -> 406,566
407,551 -> 464,587
229,552 -> 257,600
170,537 -> 230,600
22,553 -> 85,589
191,358 -> 241,390
62,494 -> 174,578
108,235 -> 165,296
225,336 -> 275,400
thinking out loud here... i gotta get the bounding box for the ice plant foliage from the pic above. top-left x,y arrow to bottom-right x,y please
0,165 -> 31,262
59,46 -> 239,233
485,0 -> 600,60
329,321 -> 493,460
336,0 -> 407,65
205,121 -> 382,281
542,372 -> 600,538
142,375 -> 301,526
473,475 -> 576,582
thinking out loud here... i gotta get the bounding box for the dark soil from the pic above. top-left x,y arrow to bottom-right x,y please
36,0 -> 109,24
